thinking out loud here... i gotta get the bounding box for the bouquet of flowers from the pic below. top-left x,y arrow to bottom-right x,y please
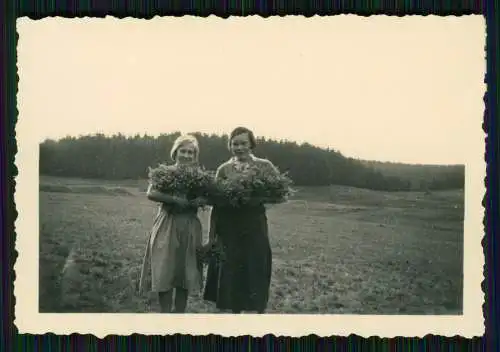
214,164 -> 295,206
147,163 -> 217,202
196,241 -> 226,265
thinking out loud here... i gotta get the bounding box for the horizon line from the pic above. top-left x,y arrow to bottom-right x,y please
38,131 -> 465,168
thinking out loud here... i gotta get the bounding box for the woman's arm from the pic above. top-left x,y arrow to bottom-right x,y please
146,184 -> 189,207
264,159 -> 280,175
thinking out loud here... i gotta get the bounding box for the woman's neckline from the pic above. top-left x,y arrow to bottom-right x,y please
231,154 -> 257,163
174,162 -> 198,167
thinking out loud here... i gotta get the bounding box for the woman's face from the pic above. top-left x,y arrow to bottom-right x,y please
175,143 -> 197,165
230,133 -> 252,159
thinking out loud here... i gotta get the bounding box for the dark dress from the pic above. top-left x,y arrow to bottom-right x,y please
203,156 -> 276,312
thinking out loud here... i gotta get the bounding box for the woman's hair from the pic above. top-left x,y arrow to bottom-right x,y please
228,126 -> 257,150
170,134 -> 200,162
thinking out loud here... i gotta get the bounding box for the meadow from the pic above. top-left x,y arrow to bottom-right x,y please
39,175 -> 464,314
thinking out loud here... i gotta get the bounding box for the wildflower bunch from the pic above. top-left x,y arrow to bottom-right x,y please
214,164 -> 295,206
147,163 -> 216,200
196,241 -> 226,265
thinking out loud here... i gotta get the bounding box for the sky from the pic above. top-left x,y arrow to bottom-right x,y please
17,16 -> 485,165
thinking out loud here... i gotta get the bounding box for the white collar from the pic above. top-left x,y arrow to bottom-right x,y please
231,153 -> 257,163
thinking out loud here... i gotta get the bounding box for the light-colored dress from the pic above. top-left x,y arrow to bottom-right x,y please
138,189 -> 203,295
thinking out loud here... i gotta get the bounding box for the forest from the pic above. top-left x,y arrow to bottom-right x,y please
39,132 -> 464,192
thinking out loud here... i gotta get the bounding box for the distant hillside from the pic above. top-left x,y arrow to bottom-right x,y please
360,160 -> 464,191
39,132 -> 464,192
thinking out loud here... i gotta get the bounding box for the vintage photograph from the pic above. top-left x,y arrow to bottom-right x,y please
15,16 -> 485,336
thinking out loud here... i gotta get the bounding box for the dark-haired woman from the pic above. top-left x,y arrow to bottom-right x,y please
203,127 -> 282,314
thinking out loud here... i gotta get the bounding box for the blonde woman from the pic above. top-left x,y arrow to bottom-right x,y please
138,134 -> 206,313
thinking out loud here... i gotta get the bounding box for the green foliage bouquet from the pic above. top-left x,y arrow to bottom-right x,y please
214,164 -> 295,206
196,241 -> 226,265
147,163 -> 217,201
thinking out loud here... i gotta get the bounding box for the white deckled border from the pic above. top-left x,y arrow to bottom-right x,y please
14,15 -> 486,338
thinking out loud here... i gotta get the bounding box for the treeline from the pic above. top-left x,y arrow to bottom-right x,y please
39,132 -> 464,191
361,160 -> 465,191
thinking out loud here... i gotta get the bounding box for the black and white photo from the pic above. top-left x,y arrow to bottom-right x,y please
15,15 -> 485,337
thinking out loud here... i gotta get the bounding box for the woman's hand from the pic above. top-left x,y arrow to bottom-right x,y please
247,197 -> 264,206
204,239 -> 215,249
247,196 -> 275,206
174,195 -> 191,208
190,197 -> 209,208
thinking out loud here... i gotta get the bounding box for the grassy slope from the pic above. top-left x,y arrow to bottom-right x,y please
39,176 -> 464,314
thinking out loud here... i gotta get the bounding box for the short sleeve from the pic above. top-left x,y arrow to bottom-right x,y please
262,159 -> 280,175
215,163 -> 227,180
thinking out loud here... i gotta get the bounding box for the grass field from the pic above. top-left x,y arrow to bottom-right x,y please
39,176 -> 464,314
